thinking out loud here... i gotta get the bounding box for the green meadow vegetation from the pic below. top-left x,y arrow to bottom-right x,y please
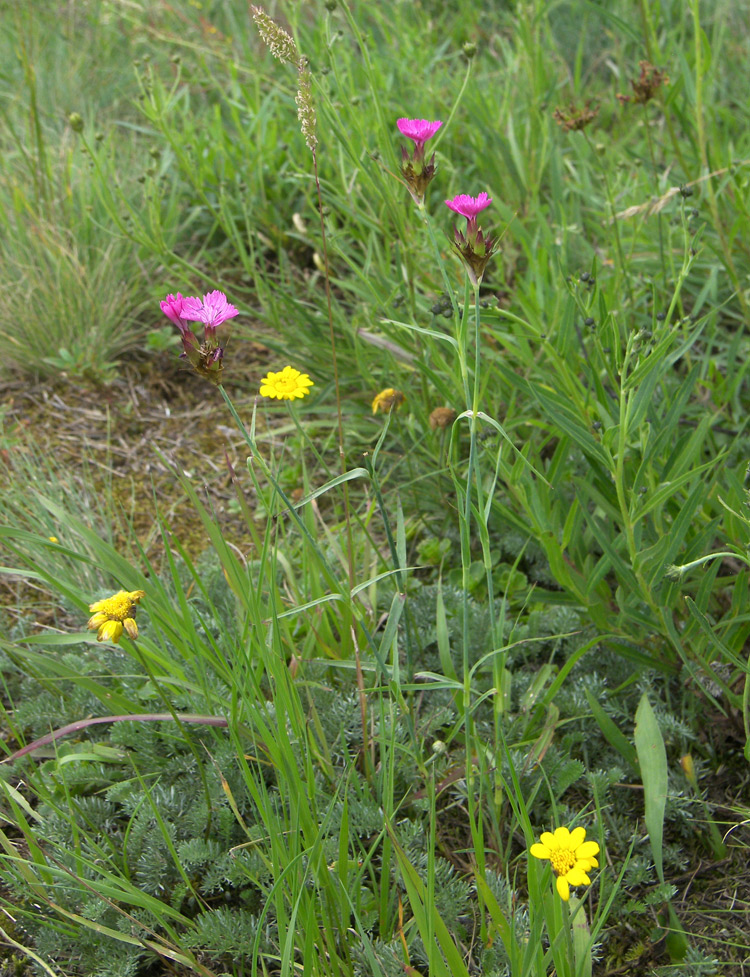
1,0 -> 749,973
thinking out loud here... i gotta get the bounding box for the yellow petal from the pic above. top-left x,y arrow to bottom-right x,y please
87,612 -> 108,629
89,599 -> 106,613
575,841 -> 600,860
128,590 -> 146,603
530,843 -> 551,860
566,868 -> 590,886
556,875 -> 570,900
569,826 -> 586,849
553,826 -> 571,846
539,832 -> 556,849
123,618 -> 139,640
99,620 -> 124,644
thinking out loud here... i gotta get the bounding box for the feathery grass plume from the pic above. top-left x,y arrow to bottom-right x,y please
252,7 -> 317,153
250,6 -> 301,68
296,62 -> 317,152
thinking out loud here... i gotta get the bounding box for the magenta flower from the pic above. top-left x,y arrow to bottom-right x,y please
444,193 -> 498,286
397,118 -> 442,152
445,193 -> 493,219
181,290 -> 239,335
160,289 -> 239,384
160,292 -> 200,349
397,117 -> 442,205
160,293 -> 189,326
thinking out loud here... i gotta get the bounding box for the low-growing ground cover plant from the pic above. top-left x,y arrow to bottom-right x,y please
0,0 -> 749,974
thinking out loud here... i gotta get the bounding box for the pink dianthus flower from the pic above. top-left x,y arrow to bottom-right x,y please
160,288 -> 239,384
397,118 -> 442,152
396,117 -> 443,206
444,193 -> 497,286
181,290 -> 239,333
444,192 -> 493,220
160,293 -> 194,331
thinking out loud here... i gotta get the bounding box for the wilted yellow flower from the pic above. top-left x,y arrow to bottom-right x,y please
530,825 -> 600,901
429,407 -> 457,430
372,387 -> 405,415
87,590 -> 145,644
259,366 -> 314,401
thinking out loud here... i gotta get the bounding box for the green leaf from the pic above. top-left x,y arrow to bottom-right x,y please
570,896 -> 592,977
290,467 -> 370,509
584,688 -> 638,772
529,384 -> 613,473
385,823 -> 471,977
634,693 -> 668,884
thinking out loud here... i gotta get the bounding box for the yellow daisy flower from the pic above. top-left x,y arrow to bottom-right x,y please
530,825 -> 600,901
372,387 -> 406,414
87,590 -> 146,644
259,366 -> 314,401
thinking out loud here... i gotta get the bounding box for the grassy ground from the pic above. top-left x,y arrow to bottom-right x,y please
1,0 -> 750,974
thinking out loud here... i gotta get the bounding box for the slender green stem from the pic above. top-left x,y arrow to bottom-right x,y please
417,201 -> 460,319
583,131 -> 634,308
690,0 -> 750,322
310,142 -> 355,590
643,114 -> 667,284
285,402 -> 334,478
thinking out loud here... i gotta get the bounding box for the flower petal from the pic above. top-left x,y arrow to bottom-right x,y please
556,875 -> 570,901
569,826 -> 586,849
87,612 -> 108,629
123,618 -> 139,640
530,843 -> 551,860
553,826 -> 571,847
99,620 -> 124,644
575,841 -> 600,860
565,867 -> 590,887
539,831 -> 556,849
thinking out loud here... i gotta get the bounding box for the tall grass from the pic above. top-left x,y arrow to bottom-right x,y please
0,0 -> 748,974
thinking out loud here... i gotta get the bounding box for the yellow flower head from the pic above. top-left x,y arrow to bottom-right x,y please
259,365 -> 313,401
530,826 -> 600,901
372,387 -> 406,415
87,590 -> 145,644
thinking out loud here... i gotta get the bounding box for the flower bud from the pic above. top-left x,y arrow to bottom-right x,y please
680,754 -> 698,789
68,112 -> 84,133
